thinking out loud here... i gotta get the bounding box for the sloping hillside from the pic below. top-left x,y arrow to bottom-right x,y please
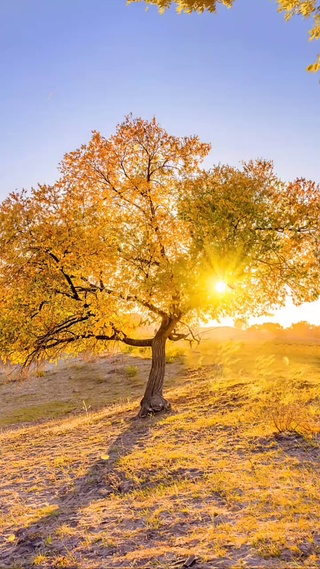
0,343 -> 320,568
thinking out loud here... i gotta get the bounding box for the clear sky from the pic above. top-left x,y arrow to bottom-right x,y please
1,0 -> 319,325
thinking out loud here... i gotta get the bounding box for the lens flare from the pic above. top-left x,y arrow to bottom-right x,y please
215,281 -> 228,293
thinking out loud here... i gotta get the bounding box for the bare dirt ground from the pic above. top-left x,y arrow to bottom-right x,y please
0,343 -> 320,569
0,352 -> 182,428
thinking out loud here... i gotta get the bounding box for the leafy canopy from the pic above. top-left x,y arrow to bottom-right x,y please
183,161 -> 320,316
0,116 -> 319,365
128,0 -> 320,72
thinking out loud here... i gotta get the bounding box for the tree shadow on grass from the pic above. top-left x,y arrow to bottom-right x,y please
0,415 -> 159,568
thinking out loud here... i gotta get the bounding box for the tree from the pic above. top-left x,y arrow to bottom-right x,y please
234,318 -> 248,330
182,160 -> 320,309
249,322 -> 284,336
128,0 -> 320,72
286,320 -> 316,338
0,116 -> 319,417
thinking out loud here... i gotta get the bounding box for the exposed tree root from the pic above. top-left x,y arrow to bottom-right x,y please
138,394 -> 171,418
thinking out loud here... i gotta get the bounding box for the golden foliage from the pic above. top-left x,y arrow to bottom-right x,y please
128,0 -> 320,71
0,116 -> 319,366
0,116 -> 210,364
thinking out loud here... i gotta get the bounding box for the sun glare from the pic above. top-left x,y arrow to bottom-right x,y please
215,281 -> 228,293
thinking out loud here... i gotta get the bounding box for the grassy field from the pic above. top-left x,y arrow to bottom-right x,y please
0,339 -> 320,568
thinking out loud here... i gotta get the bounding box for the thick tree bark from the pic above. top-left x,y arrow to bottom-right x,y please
139,317 -> 176,418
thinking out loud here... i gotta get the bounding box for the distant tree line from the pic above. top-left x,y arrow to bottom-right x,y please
248,321 -> 320,340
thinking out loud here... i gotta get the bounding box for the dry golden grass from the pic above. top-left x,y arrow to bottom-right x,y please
0,340 -> 320,568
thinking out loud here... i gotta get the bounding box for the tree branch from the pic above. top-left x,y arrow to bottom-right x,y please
168,332 -> 188,341
254,225 -> 313,233
122,337 -> 153,347
24,320 -> 154,365
46,250 -> 80,301
79,277 -> 168,319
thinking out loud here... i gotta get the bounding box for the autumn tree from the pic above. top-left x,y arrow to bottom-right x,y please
0,117 -> 210,417
0,116 -> 319,417
248,322 -> 284,336
182,160 -> 320,313
287,320 -> 317,338
128,0 -> 320,72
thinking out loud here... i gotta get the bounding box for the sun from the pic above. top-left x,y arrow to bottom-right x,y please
215,281 -> 228,293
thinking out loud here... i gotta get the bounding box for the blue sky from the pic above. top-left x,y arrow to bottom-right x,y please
0,0 -> 319,324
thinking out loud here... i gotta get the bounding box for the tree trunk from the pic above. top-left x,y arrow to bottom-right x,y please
138,317 -> 175,418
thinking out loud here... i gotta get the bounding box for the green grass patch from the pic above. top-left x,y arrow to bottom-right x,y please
0,400 -> 76,427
